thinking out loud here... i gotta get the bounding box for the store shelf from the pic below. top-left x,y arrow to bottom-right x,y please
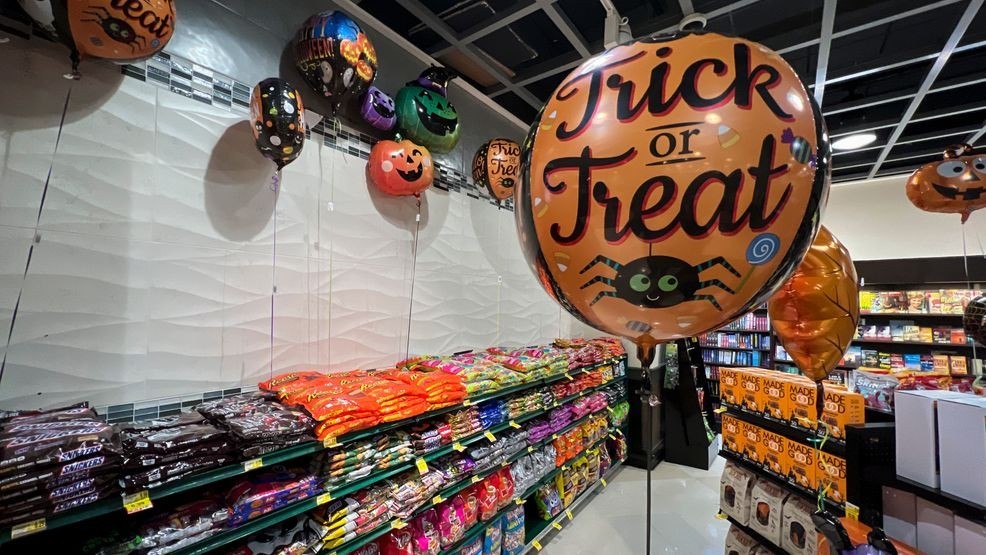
851,338 -> 980,348
699,346 -> 773,353
860,312 -> 962,318
721,404 -> 845,455
886,476 -> 986,528
702,361 -> 772,368
706,328 -> 772,334
719,450 -> 844,517
0,357 -> 628,547
722,514 -> 784,554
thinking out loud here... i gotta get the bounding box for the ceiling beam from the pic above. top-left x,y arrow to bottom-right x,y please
966,121 -> 986,145
867,0 -> 983,178
823,76 -> 986,116
543,3 -> 591,57
678,0 -> 696,16
777,0 -> 964,55
396,0 -> 544,108
810,39 -> 986,89
813,0 -> 837,106
428,1 -> 550,58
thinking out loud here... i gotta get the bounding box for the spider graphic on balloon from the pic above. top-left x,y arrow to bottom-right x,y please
579,254 -> 741,310
81,6 -> 148,52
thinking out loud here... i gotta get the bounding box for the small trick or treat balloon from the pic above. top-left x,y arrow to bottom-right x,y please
963,295 -> 986,346
360,86 -> 397,131
250,78 -> 306,170
516,32 -> 830,359
367,139 -> 434,196
19,0 -> 175,73
768,227 -> 860,382
295,10 -> 377,114
473,138 -> 522,201
906,144 -> 986,223
396,67 -> 460,153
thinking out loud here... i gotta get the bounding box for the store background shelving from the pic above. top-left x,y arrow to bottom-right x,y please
699,306 -> 773,424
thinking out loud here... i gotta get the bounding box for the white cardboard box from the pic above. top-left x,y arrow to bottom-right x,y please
895,390 -> 967,487
916,496 -> 954,555
881,486 -> 917,547
954,516 -> 986,555
937,395 -> 986,506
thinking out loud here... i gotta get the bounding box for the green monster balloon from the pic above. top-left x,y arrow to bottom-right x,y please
395,67 -> 460,153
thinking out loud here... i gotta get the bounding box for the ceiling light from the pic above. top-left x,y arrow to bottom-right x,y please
832,133 -> 877,151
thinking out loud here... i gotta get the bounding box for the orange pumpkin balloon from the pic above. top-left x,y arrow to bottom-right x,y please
515,32 -> 830,360
768,226 -> 860,382
366,138 -> 434,196
472,138 -> 521,201
906,144 -> 986,223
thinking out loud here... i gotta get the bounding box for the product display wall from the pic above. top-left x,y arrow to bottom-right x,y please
0,34 -> 600,411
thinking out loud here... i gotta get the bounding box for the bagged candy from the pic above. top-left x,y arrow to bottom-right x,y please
438,496 -> 466,548
459,534 -> 483,555
534,484 -> 562,520
477,479 -> 499,522
482,515 -> 503,555
500,506 -> 525,555
410,508 -> 441,555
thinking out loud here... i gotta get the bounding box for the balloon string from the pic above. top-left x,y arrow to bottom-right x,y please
0,84 -> 73,389
963,226 -> 979,364
404,197 -> 422,360
269,169 -> 280,378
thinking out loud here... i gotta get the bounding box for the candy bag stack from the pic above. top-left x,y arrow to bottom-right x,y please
225,466 -> 320,526
196,392 -> 313,458
381,368 -> 466,410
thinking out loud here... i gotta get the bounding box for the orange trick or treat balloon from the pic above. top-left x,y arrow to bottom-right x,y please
515,32 -> 831,347
905,144 -> 986,223
768,226 -> 859,382
68,0 -> 175,63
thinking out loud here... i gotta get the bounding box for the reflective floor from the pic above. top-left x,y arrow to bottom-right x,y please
543,456 -> 729,554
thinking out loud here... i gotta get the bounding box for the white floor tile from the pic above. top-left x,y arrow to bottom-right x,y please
543,458 -> 729,554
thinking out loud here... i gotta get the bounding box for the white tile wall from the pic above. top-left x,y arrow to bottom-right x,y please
0,38 -> 606,410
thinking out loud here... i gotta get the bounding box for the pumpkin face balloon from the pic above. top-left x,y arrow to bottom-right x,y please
395,68 -> 460,153
360,86 -> 397,131
473,138 -> 521,201
516,32 -> 830,346
367,139 -> 434,196
906,144 -> 986,223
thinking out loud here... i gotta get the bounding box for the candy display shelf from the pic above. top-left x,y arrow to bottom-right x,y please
721,402 -> 847,453
522,459 -> 625,553
719,450 -> 844,517
0,356 -> 628,548
722,514 -> 784,554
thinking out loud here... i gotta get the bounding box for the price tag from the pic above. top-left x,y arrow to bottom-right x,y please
552,521 -> 563,531
10,518 -> 45,539
123,490 -> 153,514
606,407 -> 614,413
515,498 -> 525,506
551,434 -> 558,441
564,373 -> 573,381
317,492 -> 332,506
484,430 -> 496,442
322,437 -> 340,448
243,458 -> 263,472
453,442 -> 465,452
464,400 -> 474,406
432,495 -> 444,505
471,475 -> 483,484
566,509 -> 574,521
416,458 -> 429,475
509,421 -> 521,429
392,519 -> 407,530
501,460 -> 510,468
715,511 -> 728,520
562,464 -> 569,471
527,446 -> 535,454
531,540 -> 543,551
713,407 -> 727,414
600,478 -> 607,487
845,502 -> 860,521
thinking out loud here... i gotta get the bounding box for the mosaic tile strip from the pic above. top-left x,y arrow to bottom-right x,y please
92,385 -> 257,423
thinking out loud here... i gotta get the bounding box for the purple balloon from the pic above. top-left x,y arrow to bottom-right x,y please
359,86 -> 397,131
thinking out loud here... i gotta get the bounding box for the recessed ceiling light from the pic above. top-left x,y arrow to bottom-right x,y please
832,133 -> 877,151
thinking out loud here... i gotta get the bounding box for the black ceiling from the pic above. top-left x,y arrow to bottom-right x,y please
363,0 -> 986,183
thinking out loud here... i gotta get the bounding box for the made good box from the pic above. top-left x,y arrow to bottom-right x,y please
820,386 -> 865,440
760,372 -> 789,421
786,378 -> 818,430
760,428 -> 788,478
721,413 -> 744,455
786,439 -> 815,491
739,420 -> 765,466
720,367 -> 742,406
739,370 -> 764,413
816,451 -> 847,504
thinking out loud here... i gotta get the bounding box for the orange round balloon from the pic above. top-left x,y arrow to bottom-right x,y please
472,138 -> 521,200
366,139 -> 434,196
905,144 -> 986,223
768,226 -> 859,382
516,32 -> 830,350
67,0 -> 175,63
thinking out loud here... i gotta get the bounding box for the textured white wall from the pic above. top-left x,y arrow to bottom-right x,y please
0,39 -> 599,410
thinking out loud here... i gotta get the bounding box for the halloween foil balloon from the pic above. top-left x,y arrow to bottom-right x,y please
473,138 -> 521,201
250,78 -> 306,170
515,32 -> 831,363
768,226 -> 860,382
963,295 -> 986,346
360,86 -> 397,131
395,67 -> 460,153
295,10 -> 377,114
906,144 -> 986,223
17,0 -> 175,74
367,139 -> 434,196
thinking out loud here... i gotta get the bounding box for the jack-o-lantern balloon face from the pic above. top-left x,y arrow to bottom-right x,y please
906,144 -> 986,223
516,32 -> 830,346
396,84 -> 460,153
473,138 -> 521,201
360,86 -> 397,131
367,139 -> 434,196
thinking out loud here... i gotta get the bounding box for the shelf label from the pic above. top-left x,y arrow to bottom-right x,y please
713,407 -> 727,414
532,540 -> 543,551
564,373 -> 573,381
515,498 -> 525,506
551,434 -> 558,441
608,434 -> 615,440
552,521 -> 563,531
243,458 -> 263,472
416,458 -> 429,475
123,490 -> 153,514
501,460 -> 510,468
453,442 -> 465,452
464,400 -> 474,406
484,430 -> 496,442
566,509 -> 574,521
316,492 -> 332,506
509,421 -> 521,429
392,519 -> 407,530
715,511 -> 728,520
471,475 -> 483,484
606,407 -> 614,413
528,446 -> 535,453
322,437 -> 340,448
845,501 -> 860,521
10,518 -> 45,539
432,495 -> 444,505
600,478 -> 607,487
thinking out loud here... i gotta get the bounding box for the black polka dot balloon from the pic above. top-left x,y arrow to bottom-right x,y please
963,295 -> 986,346
250,78 -> 306,170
